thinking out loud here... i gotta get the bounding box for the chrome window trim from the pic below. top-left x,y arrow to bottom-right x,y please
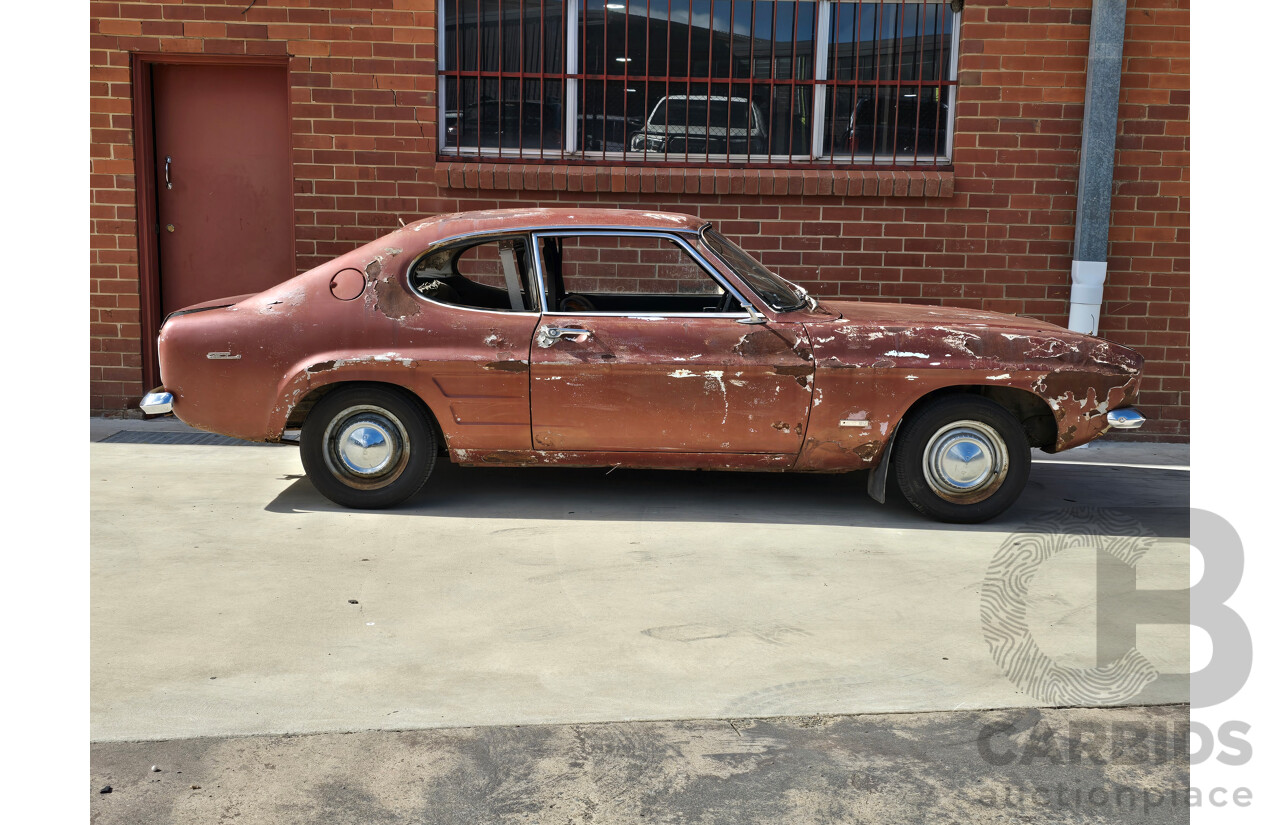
530,229 -> 756,317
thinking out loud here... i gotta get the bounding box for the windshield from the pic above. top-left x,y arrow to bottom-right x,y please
651,99 -> 752,130
701,228 -> 811,312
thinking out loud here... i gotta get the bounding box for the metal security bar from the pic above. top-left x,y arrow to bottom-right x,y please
438,0 -> 959,168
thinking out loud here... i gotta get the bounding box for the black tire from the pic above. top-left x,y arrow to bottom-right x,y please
300,386 -> 436,509
892,395 -> 1030,524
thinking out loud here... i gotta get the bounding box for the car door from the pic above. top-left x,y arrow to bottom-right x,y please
528,230 -> 814,455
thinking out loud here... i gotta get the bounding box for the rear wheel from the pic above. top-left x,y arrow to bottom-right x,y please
300,386 -> 436,509
892,396 -> 1030,523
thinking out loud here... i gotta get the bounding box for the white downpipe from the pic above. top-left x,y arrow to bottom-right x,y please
1068,259 -> 1107,336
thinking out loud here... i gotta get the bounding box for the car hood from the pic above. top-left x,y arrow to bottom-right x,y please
816,299 -> 1071,335
805,299 -> 1142,376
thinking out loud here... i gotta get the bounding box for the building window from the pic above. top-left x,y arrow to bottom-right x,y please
439,0 -> 958,167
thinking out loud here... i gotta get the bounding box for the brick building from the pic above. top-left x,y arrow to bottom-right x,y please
89,0 -> 1189,439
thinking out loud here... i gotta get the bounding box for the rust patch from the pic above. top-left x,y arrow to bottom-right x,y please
852,440 -> 882,462
772,364 -> 812,388
478,451 -> 539,465
733,330 -> 784,357
483,360 -> 529,373
770,421 -> 791,432
372,276 -> 421,321
364,258 -> 382,278
307,360 -> 337,373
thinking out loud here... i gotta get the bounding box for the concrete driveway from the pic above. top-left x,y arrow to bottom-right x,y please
91,418 -> 1189,743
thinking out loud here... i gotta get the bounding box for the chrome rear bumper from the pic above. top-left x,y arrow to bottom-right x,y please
139,389 -> 173,416
1106,408 -> 1145,430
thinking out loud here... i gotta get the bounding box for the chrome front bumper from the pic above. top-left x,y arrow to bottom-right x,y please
139,389 -> 173,416
1106,408 -> 1146,430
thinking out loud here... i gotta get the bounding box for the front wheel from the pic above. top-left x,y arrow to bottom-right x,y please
892,396 -> 1031,523
300,386 -> 436,509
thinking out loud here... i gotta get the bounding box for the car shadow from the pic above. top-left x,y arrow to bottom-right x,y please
265,459 -> 1189,538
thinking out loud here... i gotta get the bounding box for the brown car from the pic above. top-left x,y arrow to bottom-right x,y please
141,208 -> 1145,523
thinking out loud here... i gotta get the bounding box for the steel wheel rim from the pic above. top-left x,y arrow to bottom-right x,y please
921,420 -> 1009,504
322,404 -> 411,490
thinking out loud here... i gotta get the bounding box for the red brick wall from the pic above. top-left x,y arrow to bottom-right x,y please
90,0 -> 1189,440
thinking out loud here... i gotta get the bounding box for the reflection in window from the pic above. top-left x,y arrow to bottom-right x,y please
439,1 -> 958,166
442,0 -> 567,153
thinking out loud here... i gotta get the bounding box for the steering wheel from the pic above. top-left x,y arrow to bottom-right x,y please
559,293 -> 597,312
716,290 -> 739,313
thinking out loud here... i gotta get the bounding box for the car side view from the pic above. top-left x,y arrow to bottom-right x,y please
141,208 -> 1145,522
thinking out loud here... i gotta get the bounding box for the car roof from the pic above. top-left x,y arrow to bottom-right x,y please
404,208 -> 710,237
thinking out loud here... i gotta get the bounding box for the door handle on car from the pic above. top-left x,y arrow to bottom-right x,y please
543,326 -> 592,340
165,155 -> 173,189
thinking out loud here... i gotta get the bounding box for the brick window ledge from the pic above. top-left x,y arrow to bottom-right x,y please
434,162 -> 955,198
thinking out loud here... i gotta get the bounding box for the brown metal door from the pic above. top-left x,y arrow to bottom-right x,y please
529,317 -> 814,454
152,63 -> 293,315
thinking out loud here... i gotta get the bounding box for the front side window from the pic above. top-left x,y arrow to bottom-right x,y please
537,233 -> 742,314
701,227 -> 808,311
439,1 -> 959,166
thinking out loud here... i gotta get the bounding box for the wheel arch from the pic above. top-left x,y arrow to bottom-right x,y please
867,383 -> 1053,505
287,380 -> 448,454
896,384 -> 1056,451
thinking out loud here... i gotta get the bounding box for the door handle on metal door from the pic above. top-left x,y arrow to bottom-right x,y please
165,155 -> 173,189
545,327 -> 592,340
538,326 -> 592,347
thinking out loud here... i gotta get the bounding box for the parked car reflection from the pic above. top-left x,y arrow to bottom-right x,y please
629,95 -> 768,156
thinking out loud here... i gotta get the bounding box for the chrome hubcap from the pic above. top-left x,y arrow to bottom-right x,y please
337,421 -> 394,475
922,420 -> 1009,504
322,405 -> 410,489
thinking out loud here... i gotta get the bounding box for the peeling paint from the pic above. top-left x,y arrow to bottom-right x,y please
371,275 -> 421,320
772,364 -> 812,388
732,330 -> 784,357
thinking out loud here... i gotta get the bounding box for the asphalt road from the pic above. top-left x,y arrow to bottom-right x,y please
92,705 -> 1191,825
